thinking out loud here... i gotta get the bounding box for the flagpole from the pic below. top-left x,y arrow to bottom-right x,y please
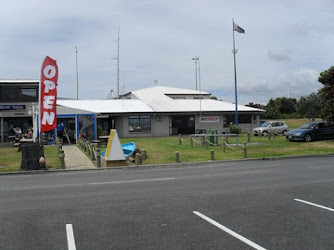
232,19 -> 239,126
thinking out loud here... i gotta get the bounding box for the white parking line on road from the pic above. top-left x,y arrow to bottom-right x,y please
294,199 -> 334,212
193,211 -> 266,250
88,177 -> 175,185
66,224 -> 77,250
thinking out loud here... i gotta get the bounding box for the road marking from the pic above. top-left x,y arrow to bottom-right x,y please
88,177 -> 175,185
294,199 -> 334,212
193,211 -> 266,250
66,224 -> 77,250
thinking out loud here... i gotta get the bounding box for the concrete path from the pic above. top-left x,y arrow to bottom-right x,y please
62,145 -> 96,169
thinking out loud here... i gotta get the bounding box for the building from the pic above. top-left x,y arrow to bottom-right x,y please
58,86 -> 264,139
1,80 -> 264,143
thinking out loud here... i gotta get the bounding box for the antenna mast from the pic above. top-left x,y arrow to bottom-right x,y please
116,27 -> 120,98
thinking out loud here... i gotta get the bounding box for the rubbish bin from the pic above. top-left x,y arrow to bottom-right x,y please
206,129 -> 218,145
206,130 -> 214,145
20,143 -> 44,170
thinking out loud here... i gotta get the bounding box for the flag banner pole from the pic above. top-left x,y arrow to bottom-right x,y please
39,56 -> 59,139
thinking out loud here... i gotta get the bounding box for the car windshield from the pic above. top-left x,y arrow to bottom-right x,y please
260,122 -> 270,127
299,123 -> 316,129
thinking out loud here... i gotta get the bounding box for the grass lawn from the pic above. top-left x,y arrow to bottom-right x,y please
1,118 -> 333,172
117,134 -> 334,165
0,145 -> 61,172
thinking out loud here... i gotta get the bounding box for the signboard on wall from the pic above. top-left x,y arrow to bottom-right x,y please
0,105 -> 26,111
200,116 -> 219,123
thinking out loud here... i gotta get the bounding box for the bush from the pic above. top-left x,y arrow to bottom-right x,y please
229,123 -> 241,134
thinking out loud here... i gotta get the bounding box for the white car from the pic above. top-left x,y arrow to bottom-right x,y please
252,121 -> 288,136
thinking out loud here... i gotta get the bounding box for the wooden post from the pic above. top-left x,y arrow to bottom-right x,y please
225,136 -> 229,144
222,137 -> 226,153
247,132 -> 251,143
142,149 -> 147,160
59,149 -> 65,169
243,142 -> 247,158
91,146 -> 95,161
178,134 -> 182,145
210,150 -> 214,160
135,153 -> 140,166
96,148 -> 101,168
205,136 -> 208,149
268,132 -> 271,140
175,151 -> 180,163
190,136 -> 193,147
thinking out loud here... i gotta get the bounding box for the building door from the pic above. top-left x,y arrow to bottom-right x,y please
170,115 -> 195,135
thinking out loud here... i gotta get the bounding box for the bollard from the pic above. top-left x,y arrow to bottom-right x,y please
57,142 -> 62,155
88,142 -> 91,155
91,146 -> 95,161
210,150 -> 214,161
205,136 -> 208,149
178,134 -> 182,145
139,154 -> 143,165
243,142 -> 247,158
225,136 -> 229,144
59,149 -> 66,169
190,136 -> 193,147
268,132 -> 271,140
142,149 -> 147,160
222,137 -> 226,153
175,151 -> 180,163
135,153 -> 141,166
96,148 -> 101,168
248,132 -> 251,143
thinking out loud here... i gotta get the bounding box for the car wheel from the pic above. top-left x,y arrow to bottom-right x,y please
262,131 -> 268,136
282,130 -> 287,136
304,134 -> 312,142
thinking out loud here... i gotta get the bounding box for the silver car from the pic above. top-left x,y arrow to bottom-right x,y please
252,121 -> 288,136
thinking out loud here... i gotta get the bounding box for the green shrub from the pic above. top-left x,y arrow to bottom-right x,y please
229,123 -> 241,134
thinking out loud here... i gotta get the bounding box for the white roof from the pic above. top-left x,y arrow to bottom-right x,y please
129,86 -> 210,100
143,99 -> 263,112
57,99 -> 154,113
57,99 -> 263,114
0,79 -> 39,83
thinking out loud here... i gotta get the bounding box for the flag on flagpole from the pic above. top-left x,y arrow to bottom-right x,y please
233,22 -> 245,34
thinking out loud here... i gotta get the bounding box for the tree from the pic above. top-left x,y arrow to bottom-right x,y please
296,92 -> 322,121
318,66 -> 334,123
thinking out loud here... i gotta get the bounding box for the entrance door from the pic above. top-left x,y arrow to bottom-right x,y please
170,115 -> 195,135
57,117 -> 76,143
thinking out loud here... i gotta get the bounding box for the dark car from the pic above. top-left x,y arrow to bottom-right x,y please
286,121 -> 334,142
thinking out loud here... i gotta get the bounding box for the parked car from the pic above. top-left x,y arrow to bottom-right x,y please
286,121 -> 334,142
252,121 -> 288,136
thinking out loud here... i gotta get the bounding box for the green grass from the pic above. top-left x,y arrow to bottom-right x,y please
117,134 -> 334,164
1,119 -> 333,172
0,145 -> 61,172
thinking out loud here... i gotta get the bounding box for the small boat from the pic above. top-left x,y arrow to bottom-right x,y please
100,142 -> 136,159
122,142 -> 136,159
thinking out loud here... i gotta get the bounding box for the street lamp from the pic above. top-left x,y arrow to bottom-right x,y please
192,57 -> 199,90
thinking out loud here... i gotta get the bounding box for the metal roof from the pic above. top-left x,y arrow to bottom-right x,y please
126,86 -> 211,100
57,99 -> 264,114
57,99 -> 154,113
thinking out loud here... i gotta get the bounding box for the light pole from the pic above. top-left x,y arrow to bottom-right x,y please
192,57 -> 199,90
75,45 -> 79,100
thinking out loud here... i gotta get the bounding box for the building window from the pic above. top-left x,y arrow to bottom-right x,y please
0,86 -> 38,102
129,115 -> 151,133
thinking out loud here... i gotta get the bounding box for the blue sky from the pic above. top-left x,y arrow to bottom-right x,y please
1,0 -> 334,104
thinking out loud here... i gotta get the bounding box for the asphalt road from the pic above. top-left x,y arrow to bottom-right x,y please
1,156 -> 334,249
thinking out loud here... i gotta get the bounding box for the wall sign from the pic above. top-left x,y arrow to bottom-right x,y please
0,105 -> 26,111
200,116 -> 219,123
